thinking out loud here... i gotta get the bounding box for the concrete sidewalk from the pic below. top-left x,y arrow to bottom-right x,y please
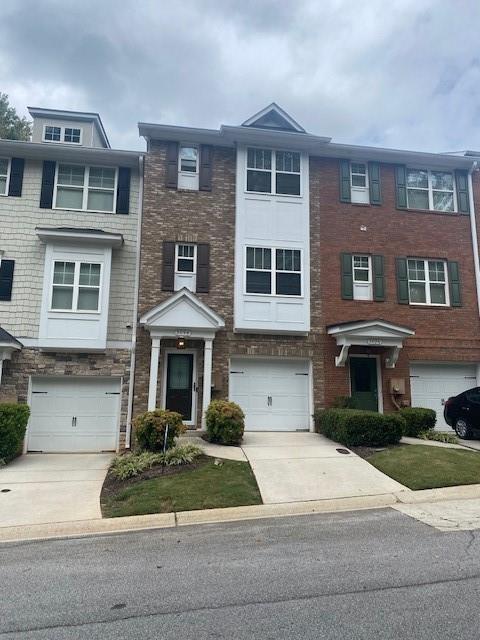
0,453 -> 112,527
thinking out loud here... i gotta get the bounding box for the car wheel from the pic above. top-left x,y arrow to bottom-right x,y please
455,419 -> 473,439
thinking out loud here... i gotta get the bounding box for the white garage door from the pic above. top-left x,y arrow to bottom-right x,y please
229,358 -> 311,431
28,377 -> 121,452
410,364 -> 477,431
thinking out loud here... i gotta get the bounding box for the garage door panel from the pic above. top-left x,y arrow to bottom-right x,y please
28,377 -> 120,452
410,364 -> 477,431
230,358 -> 310,431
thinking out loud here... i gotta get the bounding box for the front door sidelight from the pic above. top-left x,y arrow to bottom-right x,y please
166,353 -> 194,422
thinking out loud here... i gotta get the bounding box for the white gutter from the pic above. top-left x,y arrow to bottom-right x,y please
467,162 -> 480,316
125,154 -> 144,449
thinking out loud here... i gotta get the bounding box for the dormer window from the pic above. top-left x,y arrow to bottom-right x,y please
246,148 -> 301,196
43,125 -> 83,145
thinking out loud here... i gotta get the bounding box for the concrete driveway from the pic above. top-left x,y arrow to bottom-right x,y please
0,454 -> 112,527
240,432 -> 407,504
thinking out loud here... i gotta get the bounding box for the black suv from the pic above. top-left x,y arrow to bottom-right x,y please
444,387 -> 480,439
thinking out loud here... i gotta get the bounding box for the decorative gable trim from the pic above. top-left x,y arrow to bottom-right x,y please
241,102 -> 306,133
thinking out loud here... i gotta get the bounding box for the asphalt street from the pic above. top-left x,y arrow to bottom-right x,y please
1,507 -> 479,639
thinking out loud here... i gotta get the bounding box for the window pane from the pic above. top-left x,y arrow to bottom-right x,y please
0,177 -> 6,194
276,272 -> 301,295
56,187 -> 83,209
246,271 -> 271,294
351,163 -> 366,175
276,173 -> 300,195
351,174 -> 366,187
431,171 -> 453,191
428,261 -> 445,282
246,247 -> 255,269
354,256 -> 369,269
51,286 -> 73,309
409,282 -> 426,303
276,249 -> 300,271
178,244 -> 194,257
276,151 -> 300,173
64,128 -> 81,143
180,146 -> 198,172
87,190 -> 114,212
53,261 -> 75,285
77,288 -> 99,311
433,191 -> 454,212
430,283 -> 446,305
247,148 -> 271,170
0,159 -> 8,175
354,268 -> 369,282
408,259 -> 425,281
407,189 -> 429,209
247,170 -> 271,193
79,263 -> 100,286
58,165 -> 85,186
407,169 -> 428,189
88,167 -> 115,189
178,258 -> 194,272
45,126 -> 61,141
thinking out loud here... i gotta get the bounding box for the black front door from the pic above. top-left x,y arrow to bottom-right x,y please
350,357 -> 378,411
166,353 -> 194,421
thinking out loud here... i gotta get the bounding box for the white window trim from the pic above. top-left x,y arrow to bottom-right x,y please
407,258 -> 450,307
49,260 -> 103,314
53,162 -> 118,214
406,168 -> 458,213
43,124 -> 83,145
175,243 -> 197,274
245,147 -> 302,197
244,246 -> 303,297
352,254 -> 373,300
0,158 -> 11,196
178,143 -> 199,175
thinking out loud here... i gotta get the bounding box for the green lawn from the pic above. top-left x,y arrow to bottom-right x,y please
102,459 -> 262,518
368,445 -> 480,490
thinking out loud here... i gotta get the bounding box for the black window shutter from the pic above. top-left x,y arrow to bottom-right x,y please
455,170 -> 470,214
340,252 -> 353,299
116,167 -> 131,214
339,160 -> 351,203
396,257 -> 409,304
448,261 -> 462,307
8,158 -> 25,197
0,259 -> 15,301
372,255 -> 385,301
196,243 -> 210,293
161,241 -> 175,291
199,145 -> 213,192
368,162 -> 381,205
395,165 -> 407,209
40,160 -> 56,209
166,142 -> 178,189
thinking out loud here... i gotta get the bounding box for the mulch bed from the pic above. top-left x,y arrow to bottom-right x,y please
101,454 -> 210,500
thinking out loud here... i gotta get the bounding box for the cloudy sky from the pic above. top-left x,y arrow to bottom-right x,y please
2,0 -> 480,152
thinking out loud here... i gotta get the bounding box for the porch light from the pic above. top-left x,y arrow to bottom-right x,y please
176,337 -> 186,349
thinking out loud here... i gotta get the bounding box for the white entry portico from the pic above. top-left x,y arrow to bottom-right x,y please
139,288 -> 225,427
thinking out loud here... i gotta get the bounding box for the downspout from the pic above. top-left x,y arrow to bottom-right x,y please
468,161 -> 480,316
125,154 -> 144,449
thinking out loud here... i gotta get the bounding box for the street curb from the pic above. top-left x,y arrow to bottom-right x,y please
2,484 -> 480,544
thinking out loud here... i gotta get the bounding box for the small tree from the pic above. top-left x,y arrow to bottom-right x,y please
0,94 -> 31,141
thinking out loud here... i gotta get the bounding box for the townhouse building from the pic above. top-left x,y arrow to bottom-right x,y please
135,103 -> 480,435
0,108 -> 142,452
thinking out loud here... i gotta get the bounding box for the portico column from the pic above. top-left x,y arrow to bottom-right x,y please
201,337 -> 213,428
148,337 -> 161,411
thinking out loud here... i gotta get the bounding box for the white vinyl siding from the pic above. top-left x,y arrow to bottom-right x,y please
406,169 -> 456,212
54,164 -> 117,213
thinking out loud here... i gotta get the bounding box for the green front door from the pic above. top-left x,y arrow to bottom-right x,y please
350,357 -> 378,411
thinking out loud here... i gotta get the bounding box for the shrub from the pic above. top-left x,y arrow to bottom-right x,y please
418,430 -> 459,444
206,400 -> 245,445
399,407 -> 437,437
109,444 -> 203,480
315,408 -> 405,447
134,409 -> 185,452
0,403 -> 30,464
332,395 -> 358,409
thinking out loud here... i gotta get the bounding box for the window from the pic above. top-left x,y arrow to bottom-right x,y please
51,260 -> 101,311
350,162 -> 369,204
64,127 -> 81,144
0,158 -> 9,195
176,244 -> 196,273
246,247 -> 301,296
43,125 -> 83,144
246,148 -> 301,195
407,169 -> 456,212
179,146 -> 198,173
353,255 -> 372,300
44,126 -> 61,142
55,164 -> 117,212
407,259 -> 448,306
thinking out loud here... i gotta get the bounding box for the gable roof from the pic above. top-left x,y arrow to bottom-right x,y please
27,106 -> 110,148
0,326 -> 22,348
241,102 -> 306,133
